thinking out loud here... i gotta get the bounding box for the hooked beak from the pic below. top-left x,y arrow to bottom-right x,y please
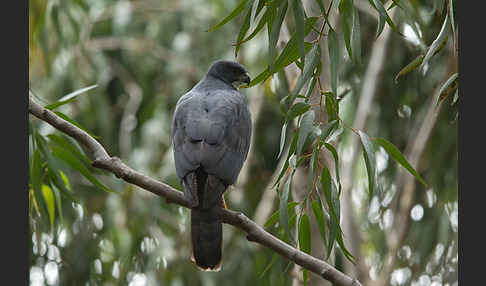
235,73 -> 251,88
241,73 -> 251,85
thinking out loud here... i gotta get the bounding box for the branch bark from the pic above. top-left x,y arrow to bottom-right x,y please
28,96 -> 362,286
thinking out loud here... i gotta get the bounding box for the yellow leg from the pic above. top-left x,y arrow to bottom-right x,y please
222,196 -> 227,209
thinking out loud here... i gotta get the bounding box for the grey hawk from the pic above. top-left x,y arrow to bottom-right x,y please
171,60 -> 252,271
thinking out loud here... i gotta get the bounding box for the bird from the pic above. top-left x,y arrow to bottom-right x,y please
171,60 -> 252,271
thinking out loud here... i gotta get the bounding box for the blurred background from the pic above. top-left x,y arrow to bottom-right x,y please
29,0 -> 458,285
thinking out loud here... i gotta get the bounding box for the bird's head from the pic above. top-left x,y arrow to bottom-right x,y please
207,60 -> 251,89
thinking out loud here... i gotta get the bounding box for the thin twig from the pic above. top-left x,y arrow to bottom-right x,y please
317,0 -> 335,43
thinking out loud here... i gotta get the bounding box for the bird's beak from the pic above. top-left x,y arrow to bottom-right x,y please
242,73 -> 251,85
237,73 -> 251,88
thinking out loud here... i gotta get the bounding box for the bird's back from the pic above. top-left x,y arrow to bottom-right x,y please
172,83 -> 251,185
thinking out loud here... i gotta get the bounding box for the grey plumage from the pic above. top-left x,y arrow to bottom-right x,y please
171,60 -> 252,270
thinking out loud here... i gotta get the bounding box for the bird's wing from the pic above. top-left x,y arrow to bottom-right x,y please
172,88 -> 251,185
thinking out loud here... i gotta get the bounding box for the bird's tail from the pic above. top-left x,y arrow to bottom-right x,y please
189,168 -> 226,271
191,207 -> 223,271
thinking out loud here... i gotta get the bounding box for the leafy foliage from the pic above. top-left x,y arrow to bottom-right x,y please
29,0 -> 458,285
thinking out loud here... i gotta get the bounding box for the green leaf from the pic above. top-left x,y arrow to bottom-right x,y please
298,213 -> 312,254
47,134 -> 92,166
239,0 -> 268,45
339,0 -> 362,63
387,0 -> 404,10
273,16 -> 319,72
394,54 -> 424,83
206,0 -> 248,32
339,0 -> 354,60
326,176 -> 354,263
319,119 -> 338,141
307,146 -> 318,194
437,73 -> 458,106
47,166 -> 78,202
324,173 -> 354,263
50,145 -> 116,193
286,102 -> 310,122
259,252 -> 279,278
369,0 -> 384,38
335,224 -> 355,263
292,44 -> 321,97
235,0 -> 255,57
58,170 -> 71,191
324,143 -> 342,194
264,201 -> 300,228
368,0 -> 399,38
358,130 -> 376,200
42,184 -> 56,229
374,138 -> 428,187
311,198 -> 327,248
315,0 -> 333,30
248,68 -> 271,87
275,41 -> 314,76
420,13 -> 449,73
351,5 -> 362,64
320,165 -> 340,258
248,42 -> 311,87
31,148 -> 43,201
326,123 -> 344,143
279,175 -> 293,240
323,91 -> 339,122
304,77 -> 317,101
54,111 -> 100,139
45,84 -> 98,110
448,0 -> 455,48
296,110 -> 315,155
291,0 -> 306,65
34,132 -> 77,203
327,28 -> 339,98
50,183 -> 64,224
278,122 -> 288,159
29,189 -> 42,218
250,0 -> 263,28
33,132 -> 61,188
273,129 -> 299,187
268,0 -> 288,70
395,35 -> 448,82
241,8 -> 269,45
250,17 -> 318,87
451,88 -> 459,106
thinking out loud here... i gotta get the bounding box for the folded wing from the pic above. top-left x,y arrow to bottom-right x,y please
172,88 -> 251,185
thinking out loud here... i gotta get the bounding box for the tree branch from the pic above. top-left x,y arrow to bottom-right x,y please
28,96 -> 362,286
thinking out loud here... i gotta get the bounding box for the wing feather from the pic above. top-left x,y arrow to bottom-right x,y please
172,88 -> 251,185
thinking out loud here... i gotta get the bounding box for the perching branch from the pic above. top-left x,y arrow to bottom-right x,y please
28,96 -> 362,286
